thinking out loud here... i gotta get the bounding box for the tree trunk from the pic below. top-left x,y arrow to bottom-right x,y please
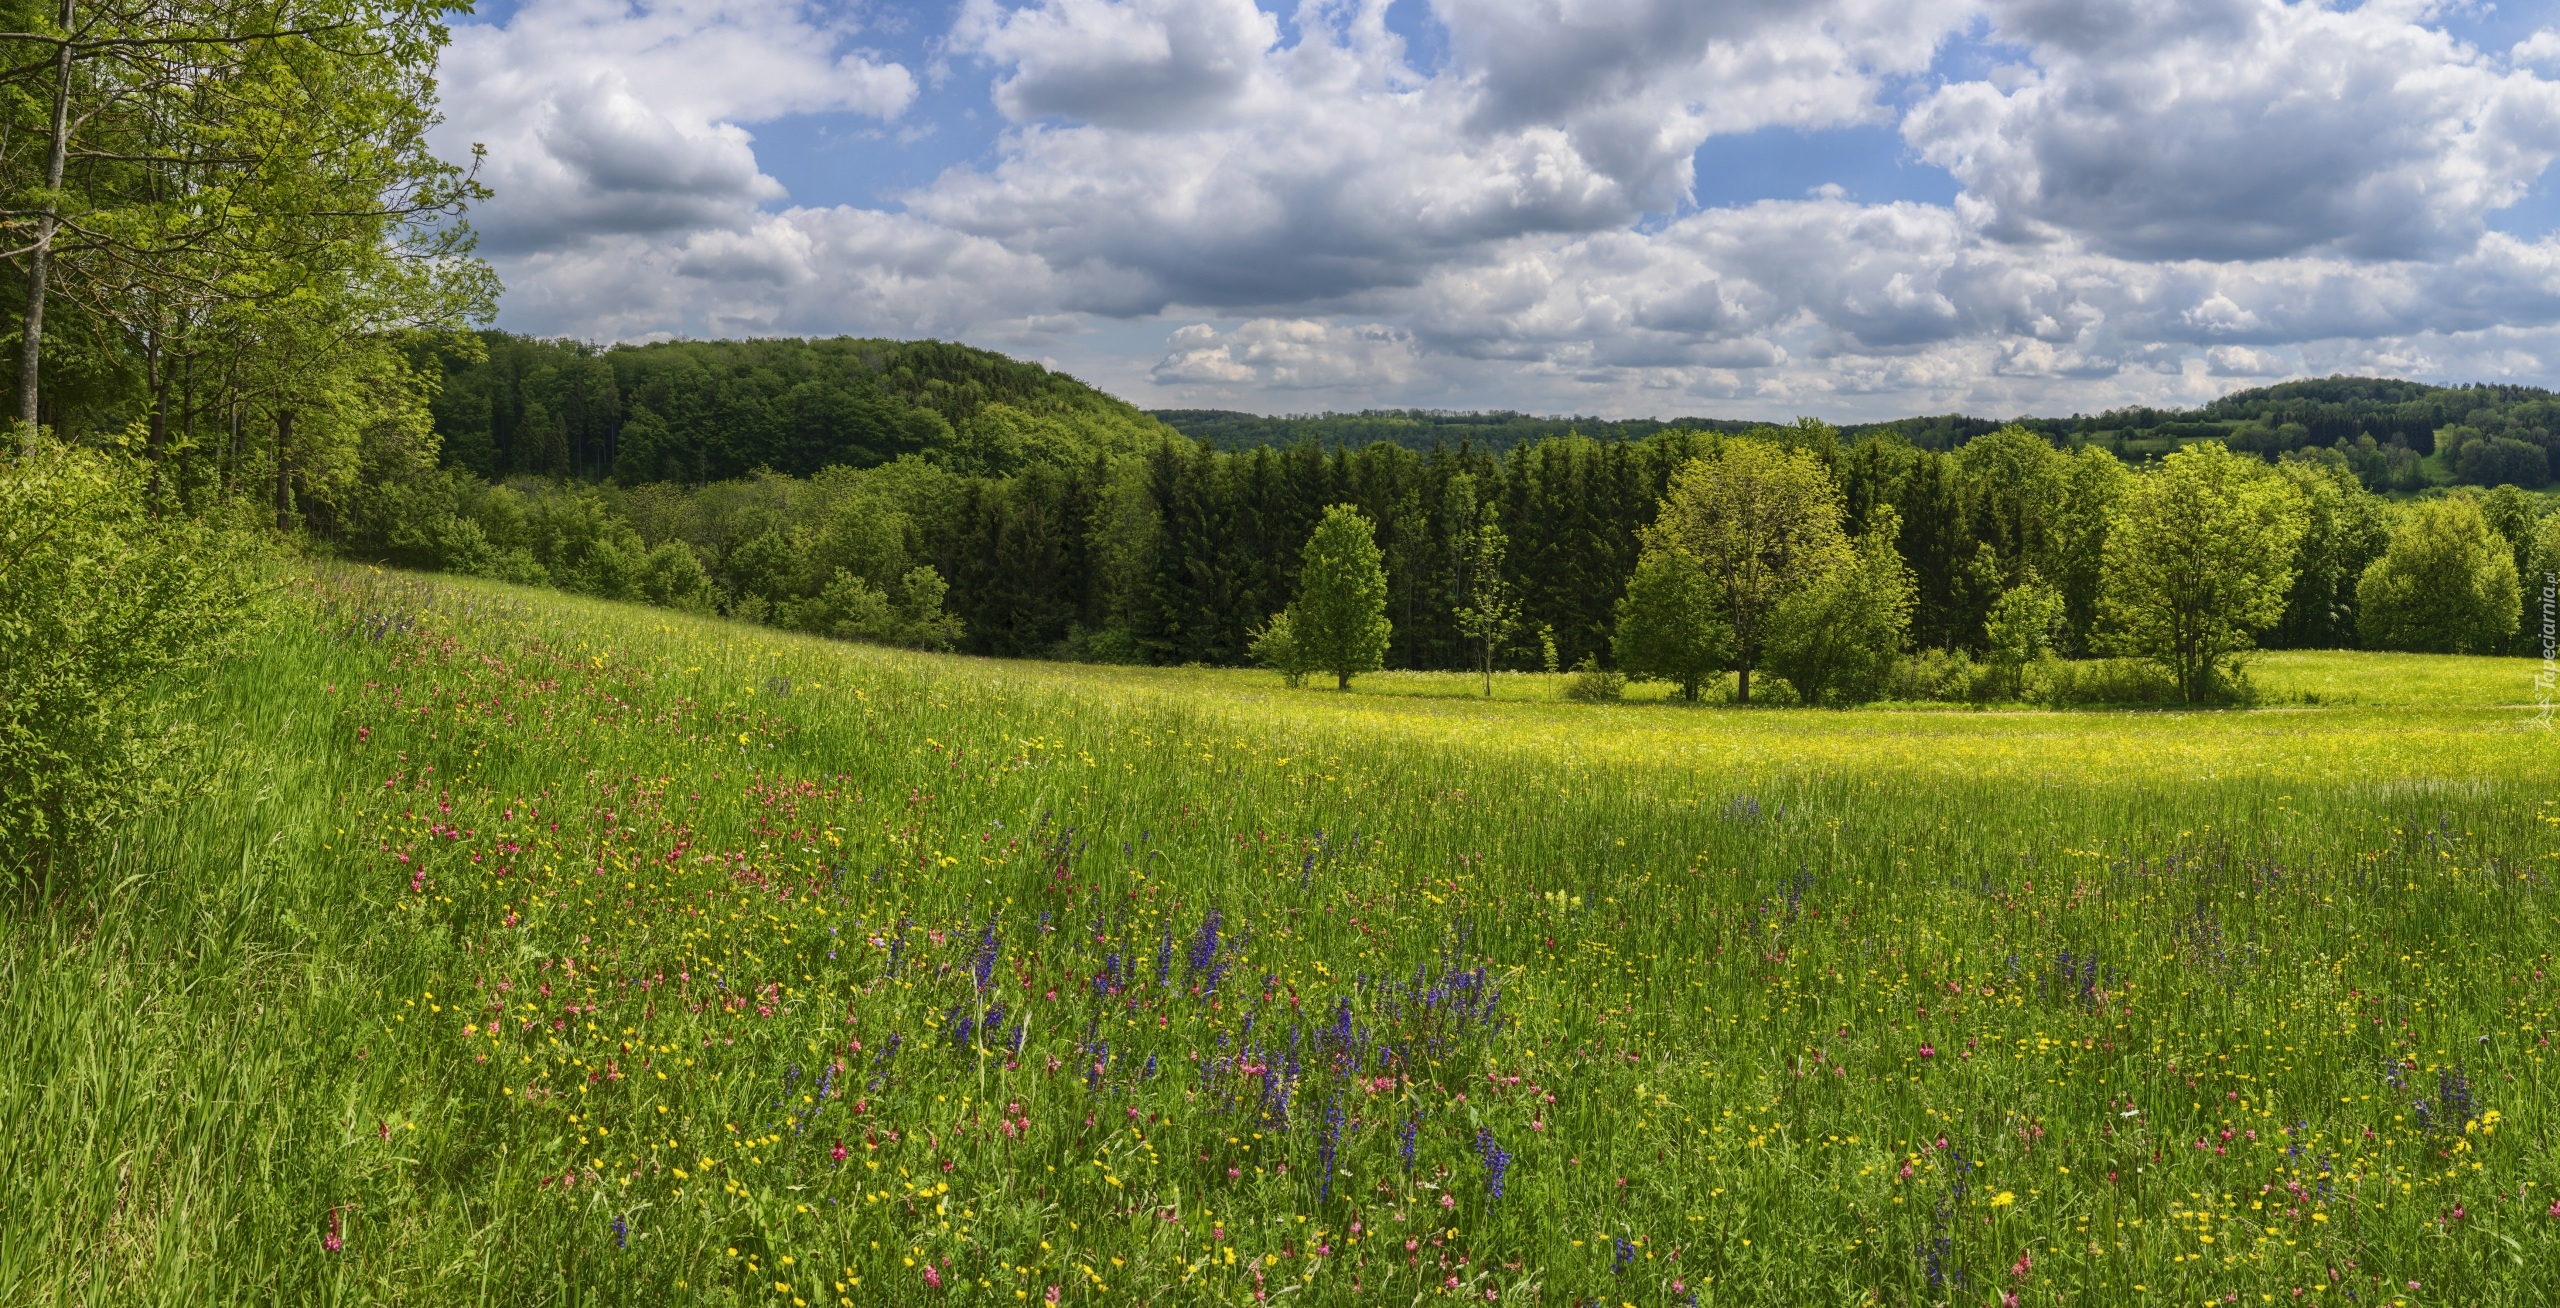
17,0 -> 75,443
1737,665 -> 1752,703
274,409 -> 294,532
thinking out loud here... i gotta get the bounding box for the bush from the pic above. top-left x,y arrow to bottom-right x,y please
1249,610 -> 1318,688
1563,656 -> 1626,703
0,442 -> 269,879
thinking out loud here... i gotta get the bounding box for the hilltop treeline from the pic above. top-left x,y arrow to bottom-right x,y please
426,333 -> 1173,484
1155,376 -> 2560,488
1152,408 -> 1757,453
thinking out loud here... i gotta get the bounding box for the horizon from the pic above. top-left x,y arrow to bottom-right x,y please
439,1 -> 2560,422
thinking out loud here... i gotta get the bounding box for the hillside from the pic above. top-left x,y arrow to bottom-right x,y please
427,333 -> 1175,483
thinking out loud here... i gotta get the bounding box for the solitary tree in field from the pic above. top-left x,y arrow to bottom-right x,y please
1611,548 -> 1730,701
2356,496 -> 2521,654
1293,504 -> 1391,690
1452,519 -> 1517,697
2099,442 -> 2306,702
1645,439 -> 1849,703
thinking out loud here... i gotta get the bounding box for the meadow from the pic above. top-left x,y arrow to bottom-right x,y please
6,567 -> 2558,1307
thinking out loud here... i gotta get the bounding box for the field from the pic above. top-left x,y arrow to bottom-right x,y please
7,567 -> 2559,1307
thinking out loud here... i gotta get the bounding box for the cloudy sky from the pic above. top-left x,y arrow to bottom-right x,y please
435,0 -> 2560,421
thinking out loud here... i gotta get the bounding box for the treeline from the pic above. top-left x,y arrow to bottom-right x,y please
366,414 -> 2557,695
1150,376 -> 2560,488
1151,408 -> 1755,454
426,333 -> 1173,484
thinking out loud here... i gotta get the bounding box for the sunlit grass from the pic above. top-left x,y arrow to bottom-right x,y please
5,566 -> 2556,1306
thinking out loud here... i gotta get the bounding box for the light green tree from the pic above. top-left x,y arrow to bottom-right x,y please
2355,496 -> 2522,655
1984,567 -> 2066,699
1291,503 -> 1391,690
1764,505 -> 1914,705
1611,548 -> 1731,702
1248,609 -> 1317,688
1451,519 -> 1517,697
1644,439 -> 1850,703
2098,442 -> 2307,702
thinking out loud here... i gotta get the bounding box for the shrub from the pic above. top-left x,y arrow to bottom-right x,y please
1563,656 -> 1626,703
0,442 -> 269,879
1249,610 -> 1318,688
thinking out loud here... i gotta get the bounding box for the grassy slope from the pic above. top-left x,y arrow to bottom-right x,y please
5,569 -> 2557,1305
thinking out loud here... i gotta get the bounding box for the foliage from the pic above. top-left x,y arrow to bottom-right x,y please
2356,496 -> 2522,655
1248,608 -> 1317,687
0,441 -> 266,876
1450,517 -> 1518,698
430,334 -> 1172,483
1561,655 -> 1625,702
1646,439 -> 1851,702
1290,504 -> 1392,690
1610,548 -> 1732,701
1763,506 -> 1915,706
2271,459 -> 2390,649
1984,569 -> 2066,697
2099,442 -> 2308,702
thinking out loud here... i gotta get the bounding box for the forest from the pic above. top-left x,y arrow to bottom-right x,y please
220,333 -> 2536,705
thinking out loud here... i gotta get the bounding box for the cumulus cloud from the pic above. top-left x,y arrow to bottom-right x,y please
1150,319 -> 1423,389
439,0 -> 915,255
1907,0 -> 2560,261
462,0 -> 2560,419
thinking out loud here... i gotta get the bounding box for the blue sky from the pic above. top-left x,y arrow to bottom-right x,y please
435,0 -> 2560,421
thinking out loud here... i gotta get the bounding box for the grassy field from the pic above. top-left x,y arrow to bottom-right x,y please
6,566 -> 2558,1307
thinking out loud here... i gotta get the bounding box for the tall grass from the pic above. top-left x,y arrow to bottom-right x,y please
5,565 -> 2555,1306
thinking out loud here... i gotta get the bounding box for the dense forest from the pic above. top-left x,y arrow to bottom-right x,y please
304,335 -> 2555,697
425,334 -> 1173,483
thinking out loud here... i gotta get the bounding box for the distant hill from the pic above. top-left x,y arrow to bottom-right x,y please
424,337 -> 2560,492
1149,408 -> 1764,453
428,333 -> 1175,483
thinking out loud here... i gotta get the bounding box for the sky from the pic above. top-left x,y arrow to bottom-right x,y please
434,0 -> 2560,421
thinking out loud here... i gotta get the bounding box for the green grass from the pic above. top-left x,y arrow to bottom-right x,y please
7,566 -> 2558,1306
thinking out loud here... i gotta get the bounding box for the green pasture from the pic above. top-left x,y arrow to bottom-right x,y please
5,567 -> 2557,1306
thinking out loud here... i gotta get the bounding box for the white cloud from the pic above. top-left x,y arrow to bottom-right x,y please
951,0 -> 1279,128
1149,319 -> 1423,390
1907,0 -> 2560,261
462,0 -> 2560,420
439,0 -> 916,254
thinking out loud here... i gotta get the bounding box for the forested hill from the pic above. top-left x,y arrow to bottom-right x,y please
424,333 -> 2560,493
427,334 -> 1175,483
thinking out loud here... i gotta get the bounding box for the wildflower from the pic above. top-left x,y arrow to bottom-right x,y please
1990,1192 -> 2015,1208
831,1140 -> 848,1163
923,1266 -> 942,1289
323,1209 -> 343,1253
612,1215 -> 628,1249
1919,1043 -> 1935,1060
